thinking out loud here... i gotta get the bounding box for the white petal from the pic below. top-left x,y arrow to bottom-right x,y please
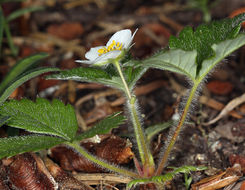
75,60 -> 94,64
106,29 -> 132,49
94,50 -> 122,64
125,28 -> 138,49
85,46 -> 105,61
129,28 -> 138,46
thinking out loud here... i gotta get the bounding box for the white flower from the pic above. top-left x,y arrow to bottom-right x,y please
76,29 -> 137,66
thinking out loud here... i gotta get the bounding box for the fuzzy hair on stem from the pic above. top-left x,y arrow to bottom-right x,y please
155,80 -> 202,175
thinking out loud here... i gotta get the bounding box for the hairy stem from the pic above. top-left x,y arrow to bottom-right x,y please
155,82 -> 199,175
66,141 -> 140,179
113,61 -> 154,172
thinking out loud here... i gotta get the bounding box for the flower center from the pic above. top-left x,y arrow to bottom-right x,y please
98,40 -> 123,56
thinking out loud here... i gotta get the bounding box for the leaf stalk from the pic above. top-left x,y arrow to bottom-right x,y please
66,141 -> 140,179
113,60 -> 154,175
155,81 -> 199,175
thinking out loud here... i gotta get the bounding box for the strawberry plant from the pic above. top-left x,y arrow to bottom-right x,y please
1,14 -> 245,189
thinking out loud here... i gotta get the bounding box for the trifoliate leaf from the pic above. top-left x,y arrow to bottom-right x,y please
0,98 -> 78,140
169,13 -> 245,76
75,112 -> 125,141
0,135 -> 65,159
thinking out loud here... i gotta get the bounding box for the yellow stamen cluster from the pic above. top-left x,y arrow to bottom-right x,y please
98,40 -> 123,56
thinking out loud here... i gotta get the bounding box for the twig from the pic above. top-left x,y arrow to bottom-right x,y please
204,93 -> 245,125
73,173 -> 132,185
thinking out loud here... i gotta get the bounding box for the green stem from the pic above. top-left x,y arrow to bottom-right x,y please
155,81 -> 199,176
113,61 -> 131,99
113,61 -> 154,172
65,141 -> 140,179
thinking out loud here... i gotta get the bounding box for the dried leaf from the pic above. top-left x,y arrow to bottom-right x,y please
191,164 -> 242,190
229,154 -> 245,174
206,80 -> 233,95
50,135 -> 133,173
0,163 -> 9,190
44,157 -> 93,190
204,93 -> 245,125
47,22 -> 84,40
2,153 -> 58,190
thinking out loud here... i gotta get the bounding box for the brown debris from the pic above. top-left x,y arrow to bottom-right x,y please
192,164 -> 242,190
2,153 -> 58,190
50,145 -> 102,172
73,173 -> 132,186
0,163 -> 10,190
44,157 -> 94,190
47,22 -> 84,40
229,154 -> 245,174
204,93 -> 245,125
206,80 -> 233,95
50,135 -> 133,173
199,96 -> 243,120
95,135 -> 133,164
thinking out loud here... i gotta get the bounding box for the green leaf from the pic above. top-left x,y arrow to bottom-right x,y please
46,67 -> 124,90
145,121 -> 173,143
0,98 -> 78,140
0,115 -> 10,126
75,112 -> 125,141
198,33 -> 245,81
184,173 -> 192,190
169,165 -> 207,174
0,67 -> 59,105
169,13 -> 245,76
139,49 -> 197,81
0,53 -> 48,94
0,135 -> 65,159
6,6 -> 44,22
127,165 -> 206,189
